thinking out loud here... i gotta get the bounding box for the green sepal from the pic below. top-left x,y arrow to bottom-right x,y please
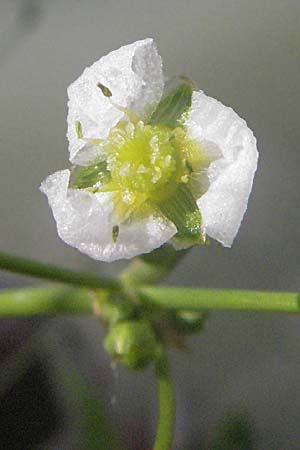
103,320 -> 158,370
158,183 -> 205,246
148,79 -> 194,129
69,161 -> 111,191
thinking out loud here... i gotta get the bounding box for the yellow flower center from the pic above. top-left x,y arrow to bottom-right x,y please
101,120 -> 198,219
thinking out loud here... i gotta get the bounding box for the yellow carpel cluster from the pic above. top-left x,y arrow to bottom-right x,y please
101,120 -> 192,219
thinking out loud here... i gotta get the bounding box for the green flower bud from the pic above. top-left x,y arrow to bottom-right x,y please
171,310 -> 208,335
94,291 -> 135,327
104,320 -> 158,370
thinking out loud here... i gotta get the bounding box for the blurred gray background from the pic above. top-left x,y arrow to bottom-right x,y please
0,0 -> 300,449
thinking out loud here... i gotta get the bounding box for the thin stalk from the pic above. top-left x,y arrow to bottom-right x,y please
139,287 -> 300,314
153,348 -> 176,450
121,245 -> 187,286
0,251 -> 120,291
0,288 -> 93,316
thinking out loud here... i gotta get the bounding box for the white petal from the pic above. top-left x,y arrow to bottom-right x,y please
40,170 -> 176,262
67,38 -> 164,165
185,91 -> 258,247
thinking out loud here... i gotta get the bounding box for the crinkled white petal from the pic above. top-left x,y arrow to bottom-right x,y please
67,38 -> 164,165
40,170 -> 176,262
184,90 -> 258,247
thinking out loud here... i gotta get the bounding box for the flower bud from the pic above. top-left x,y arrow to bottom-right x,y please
103,320 -> 158,370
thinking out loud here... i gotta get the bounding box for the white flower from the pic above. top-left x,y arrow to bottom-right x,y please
40,38 -> 258,262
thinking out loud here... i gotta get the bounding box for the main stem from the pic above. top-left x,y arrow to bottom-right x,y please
153,348 -> 176,450
0,286 -> 299,316
0,251 -> 120,291
139,286 -> 300,314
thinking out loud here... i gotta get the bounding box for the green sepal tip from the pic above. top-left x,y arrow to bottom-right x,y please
148,80 -> 194,129
69,161 -> 111,191
158,183 -> 204,246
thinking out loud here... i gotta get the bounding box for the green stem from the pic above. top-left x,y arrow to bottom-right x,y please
0,288 -> 93,316
153,348 -> 175,450
139,286 -> 300,314
1,286 -> 299,317
0,251 -> 120,291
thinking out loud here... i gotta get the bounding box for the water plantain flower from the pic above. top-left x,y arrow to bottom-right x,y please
40,38 -> 258,262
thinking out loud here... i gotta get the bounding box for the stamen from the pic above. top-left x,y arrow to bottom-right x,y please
97,82 -> 112,97
112,135 -> 125,146
119,163 -> 131,176
112,225 -> 119,243
84,138 -> 104,145
164,155 -> 172,167
150,135 -> 159,149
96,81 -> 140,123
151,167 -> 162,184
107,155 -> 116,164
74,120 -> 103,145
122,190 -> 135,204
111,127 -> 126,137
137,164 -> 147,174
75,121 -> 83,139
111,102 -> 140,124
150,151 -> 158,164
125,122 -> 135,138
